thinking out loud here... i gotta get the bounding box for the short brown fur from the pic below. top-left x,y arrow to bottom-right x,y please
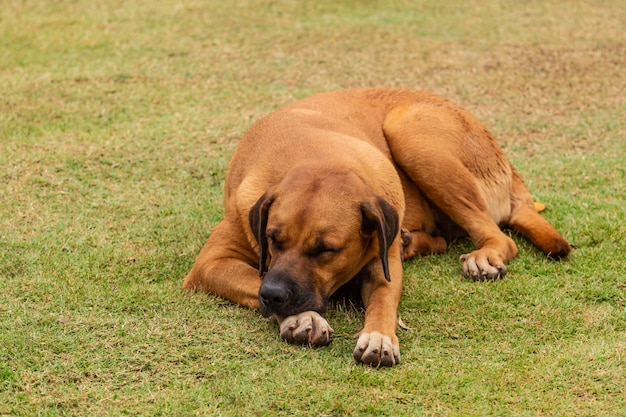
183,88 -> 570,367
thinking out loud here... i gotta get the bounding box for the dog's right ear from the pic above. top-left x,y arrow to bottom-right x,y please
249,193 -> 275,276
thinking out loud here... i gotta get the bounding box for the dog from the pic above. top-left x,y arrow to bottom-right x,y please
182,88 -> 570,367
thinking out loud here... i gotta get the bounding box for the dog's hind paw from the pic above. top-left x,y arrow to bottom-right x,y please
353,331 -> 401,367
460,251 -> 507,280
279,311 -> 334,346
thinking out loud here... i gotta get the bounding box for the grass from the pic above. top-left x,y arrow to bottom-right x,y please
1,0 -> 625,415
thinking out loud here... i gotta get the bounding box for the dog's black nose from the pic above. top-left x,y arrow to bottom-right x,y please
259,280 -> 289,312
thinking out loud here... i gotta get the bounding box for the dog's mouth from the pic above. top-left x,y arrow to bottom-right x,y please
259,300 -> 327,317
259,293 -> 328,318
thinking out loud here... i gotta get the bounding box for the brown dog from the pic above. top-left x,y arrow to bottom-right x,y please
183,88 -> 570,367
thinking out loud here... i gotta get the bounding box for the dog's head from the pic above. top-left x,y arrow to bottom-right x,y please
248,163 -> 399,318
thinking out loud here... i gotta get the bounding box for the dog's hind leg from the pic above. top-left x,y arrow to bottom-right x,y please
383,102 -> 518,279
398,181 -> 448,260
507,170 -> 571,258
401,228 -> 447,260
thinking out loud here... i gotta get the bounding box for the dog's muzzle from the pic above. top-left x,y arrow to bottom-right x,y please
258,270 -> 326,318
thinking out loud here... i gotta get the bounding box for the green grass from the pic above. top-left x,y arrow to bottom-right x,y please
1,0 -> 625,415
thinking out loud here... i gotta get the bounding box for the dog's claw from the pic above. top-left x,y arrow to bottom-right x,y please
460,251 -> 507,280
353,331 -> 400,367
279,311 -> 334,346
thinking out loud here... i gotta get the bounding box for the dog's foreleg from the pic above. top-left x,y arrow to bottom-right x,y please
278,311 -> 334,346
183,219 -> 261,309
352,248 -> 403,367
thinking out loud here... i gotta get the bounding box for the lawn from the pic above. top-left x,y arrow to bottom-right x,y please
1,0 -> 625,415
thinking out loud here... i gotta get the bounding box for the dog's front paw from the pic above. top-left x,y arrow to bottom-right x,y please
279,311 -> 334,346
460,250 -> 507,280
353,331 -> 400,367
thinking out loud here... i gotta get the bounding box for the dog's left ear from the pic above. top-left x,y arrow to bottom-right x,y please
249,192 -> 275,276
360,196 -> 399,282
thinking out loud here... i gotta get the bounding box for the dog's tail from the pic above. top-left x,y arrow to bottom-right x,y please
508,170 -> 571,258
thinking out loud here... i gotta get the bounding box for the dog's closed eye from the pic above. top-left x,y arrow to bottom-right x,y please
267,236 -> 284,251
266,228 -> 284,250
307,244 -> 342,258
